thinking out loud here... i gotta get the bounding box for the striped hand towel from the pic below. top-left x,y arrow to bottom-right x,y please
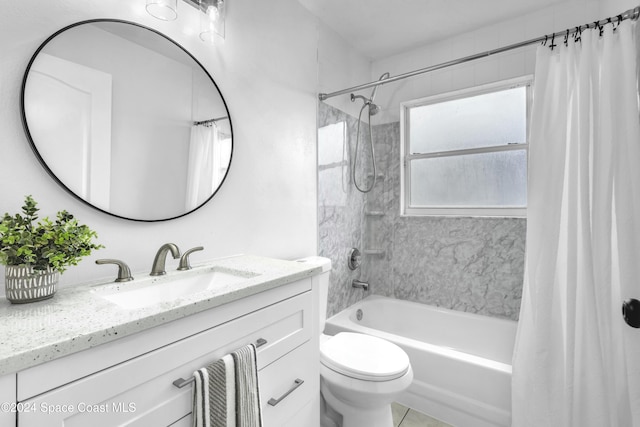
193,344 -> 263,427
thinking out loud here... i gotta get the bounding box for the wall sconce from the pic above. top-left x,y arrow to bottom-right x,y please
199,0 -> 225,43
146,0 -> 226,43
146,0 -> 178,21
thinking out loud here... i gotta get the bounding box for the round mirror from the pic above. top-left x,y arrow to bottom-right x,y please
21,19 -> 233,221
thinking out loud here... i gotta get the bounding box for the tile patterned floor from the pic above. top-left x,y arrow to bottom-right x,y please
392,403 -> 454,427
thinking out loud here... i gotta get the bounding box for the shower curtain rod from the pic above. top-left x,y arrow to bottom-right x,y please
193,116 -> 229,126
318,5 -> 640,101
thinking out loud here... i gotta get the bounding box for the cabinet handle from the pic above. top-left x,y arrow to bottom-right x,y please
172,338 -> 268,389
173,377 -> 193,389
267,378 -> 304,406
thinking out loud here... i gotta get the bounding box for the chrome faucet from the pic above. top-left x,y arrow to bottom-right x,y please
150,243 -> 181,276
352,280 -> 369,291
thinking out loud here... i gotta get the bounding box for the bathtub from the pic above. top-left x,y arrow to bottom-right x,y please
323,295 -> 517,427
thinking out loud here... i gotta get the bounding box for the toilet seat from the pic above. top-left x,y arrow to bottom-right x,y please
320,332 -> 410,382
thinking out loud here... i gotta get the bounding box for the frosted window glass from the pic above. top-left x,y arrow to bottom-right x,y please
409,86 -> 526,154
410,150 -> 527,207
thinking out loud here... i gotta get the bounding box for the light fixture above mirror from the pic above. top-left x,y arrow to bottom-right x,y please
146,0 -> 226,42
146,0 -> 178,21
199,0 -> 225,43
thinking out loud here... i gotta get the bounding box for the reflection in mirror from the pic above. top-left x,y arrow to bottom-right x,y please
22,20 -> 232,221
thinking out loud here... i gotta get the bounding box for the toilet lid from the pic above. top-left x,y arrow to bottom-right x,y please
320,332 -> 410,381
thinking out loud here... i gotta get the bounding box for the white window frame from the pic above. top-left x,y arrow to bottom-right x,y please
400,76 -> 533,218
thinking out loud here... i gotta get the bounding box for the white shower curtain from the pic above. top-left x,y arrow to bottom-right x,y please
185,124 -> 221,210
512,21 -> 640,427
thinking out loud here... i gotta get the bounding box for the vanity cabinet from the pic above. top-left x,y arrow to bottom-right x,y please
16,278 -> 319,427
0,373 -> 16,426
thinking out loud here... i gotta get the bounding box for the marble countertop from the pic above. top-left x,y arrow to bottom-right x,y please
0,255 -> 322,376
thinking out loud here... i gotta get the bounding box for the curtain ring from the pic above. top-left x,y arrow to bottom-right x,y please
573,26 -> 581,43
549,33 -> 557,50
564,29 -> 569,46
593,21 -> 602,37
542,34 -> 548,46
615,14 -> 623,32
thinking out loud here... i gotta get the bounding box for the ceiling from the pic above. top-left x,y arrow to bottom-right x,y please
297,0 -> 567,60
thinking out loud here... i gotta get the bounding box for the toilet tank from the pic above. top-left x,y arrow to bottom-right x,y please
296,256 -> 331,332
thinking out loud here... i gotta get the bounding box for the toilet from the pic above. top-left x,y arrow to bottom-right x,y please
300,256 -> 413,427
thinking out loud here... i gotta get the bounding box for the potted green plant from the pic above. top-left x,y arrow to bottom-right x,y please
0,195 -> 104,303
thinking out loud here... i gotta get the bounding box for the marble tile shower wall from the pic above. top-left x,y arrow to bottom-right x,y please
319,102 -> 526,320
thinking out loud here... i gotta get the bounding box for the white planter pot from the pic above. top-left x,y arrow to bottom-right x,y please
5,265 -> 59,304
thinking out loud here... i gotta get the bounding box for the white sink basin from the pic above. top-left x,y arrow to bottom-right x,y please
91,266 -> 259,309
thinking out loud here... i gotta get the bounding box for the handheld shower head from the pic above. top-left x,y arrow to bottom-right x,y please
369,72 -> 390,103
350,72 -> 390,108
349,74 -> 389,194
350,93 -> 368,103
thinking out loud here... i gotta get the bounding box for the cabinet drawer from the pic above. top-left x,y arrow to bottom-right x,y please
18,291 -> 312,427
260,340 -> 319,427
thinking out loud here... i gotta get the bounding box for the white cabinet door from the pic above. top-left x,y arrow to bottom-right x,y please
0,374 -> 16,427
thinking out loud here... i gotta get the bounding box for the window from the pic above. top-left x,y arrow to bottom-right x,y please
401,77 -> 532,217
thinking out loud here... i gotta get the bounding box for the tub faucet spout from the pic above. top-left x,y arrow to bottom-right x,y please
352,280 -> 369,291
150,243 -> 181,276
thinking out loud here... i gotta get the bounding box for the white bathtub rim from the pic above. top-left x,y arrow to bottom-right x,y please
344,294 -> 518,328
325,296 -> 513,375
353,294 -> 516,326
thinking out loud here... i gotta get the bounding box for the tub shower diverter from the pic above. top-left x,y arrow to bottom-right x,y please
91,266 -> 259,309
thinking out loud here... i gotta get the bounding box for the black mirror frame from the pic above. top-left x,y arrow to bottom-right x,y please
20,18 -> 233,222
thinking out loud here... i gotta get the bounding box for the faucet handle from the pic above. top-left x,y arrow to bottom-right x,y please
96,259 -> 134,282
178,246 -> 204,271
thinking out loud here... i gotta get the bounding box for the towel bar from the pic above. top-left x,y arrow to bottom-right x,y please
172,337 -> 268,389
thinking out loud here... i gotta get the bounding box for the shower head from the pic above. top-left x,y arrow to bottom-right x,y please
350,93 -> 380,116
350,72 -> 390,108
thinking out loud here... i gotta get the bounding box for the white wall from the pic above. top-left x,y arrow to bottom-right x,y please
0,0 -> 319,291
602,0 -> 639,17
317,24 -> 372,119
371,0 -> 634,124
